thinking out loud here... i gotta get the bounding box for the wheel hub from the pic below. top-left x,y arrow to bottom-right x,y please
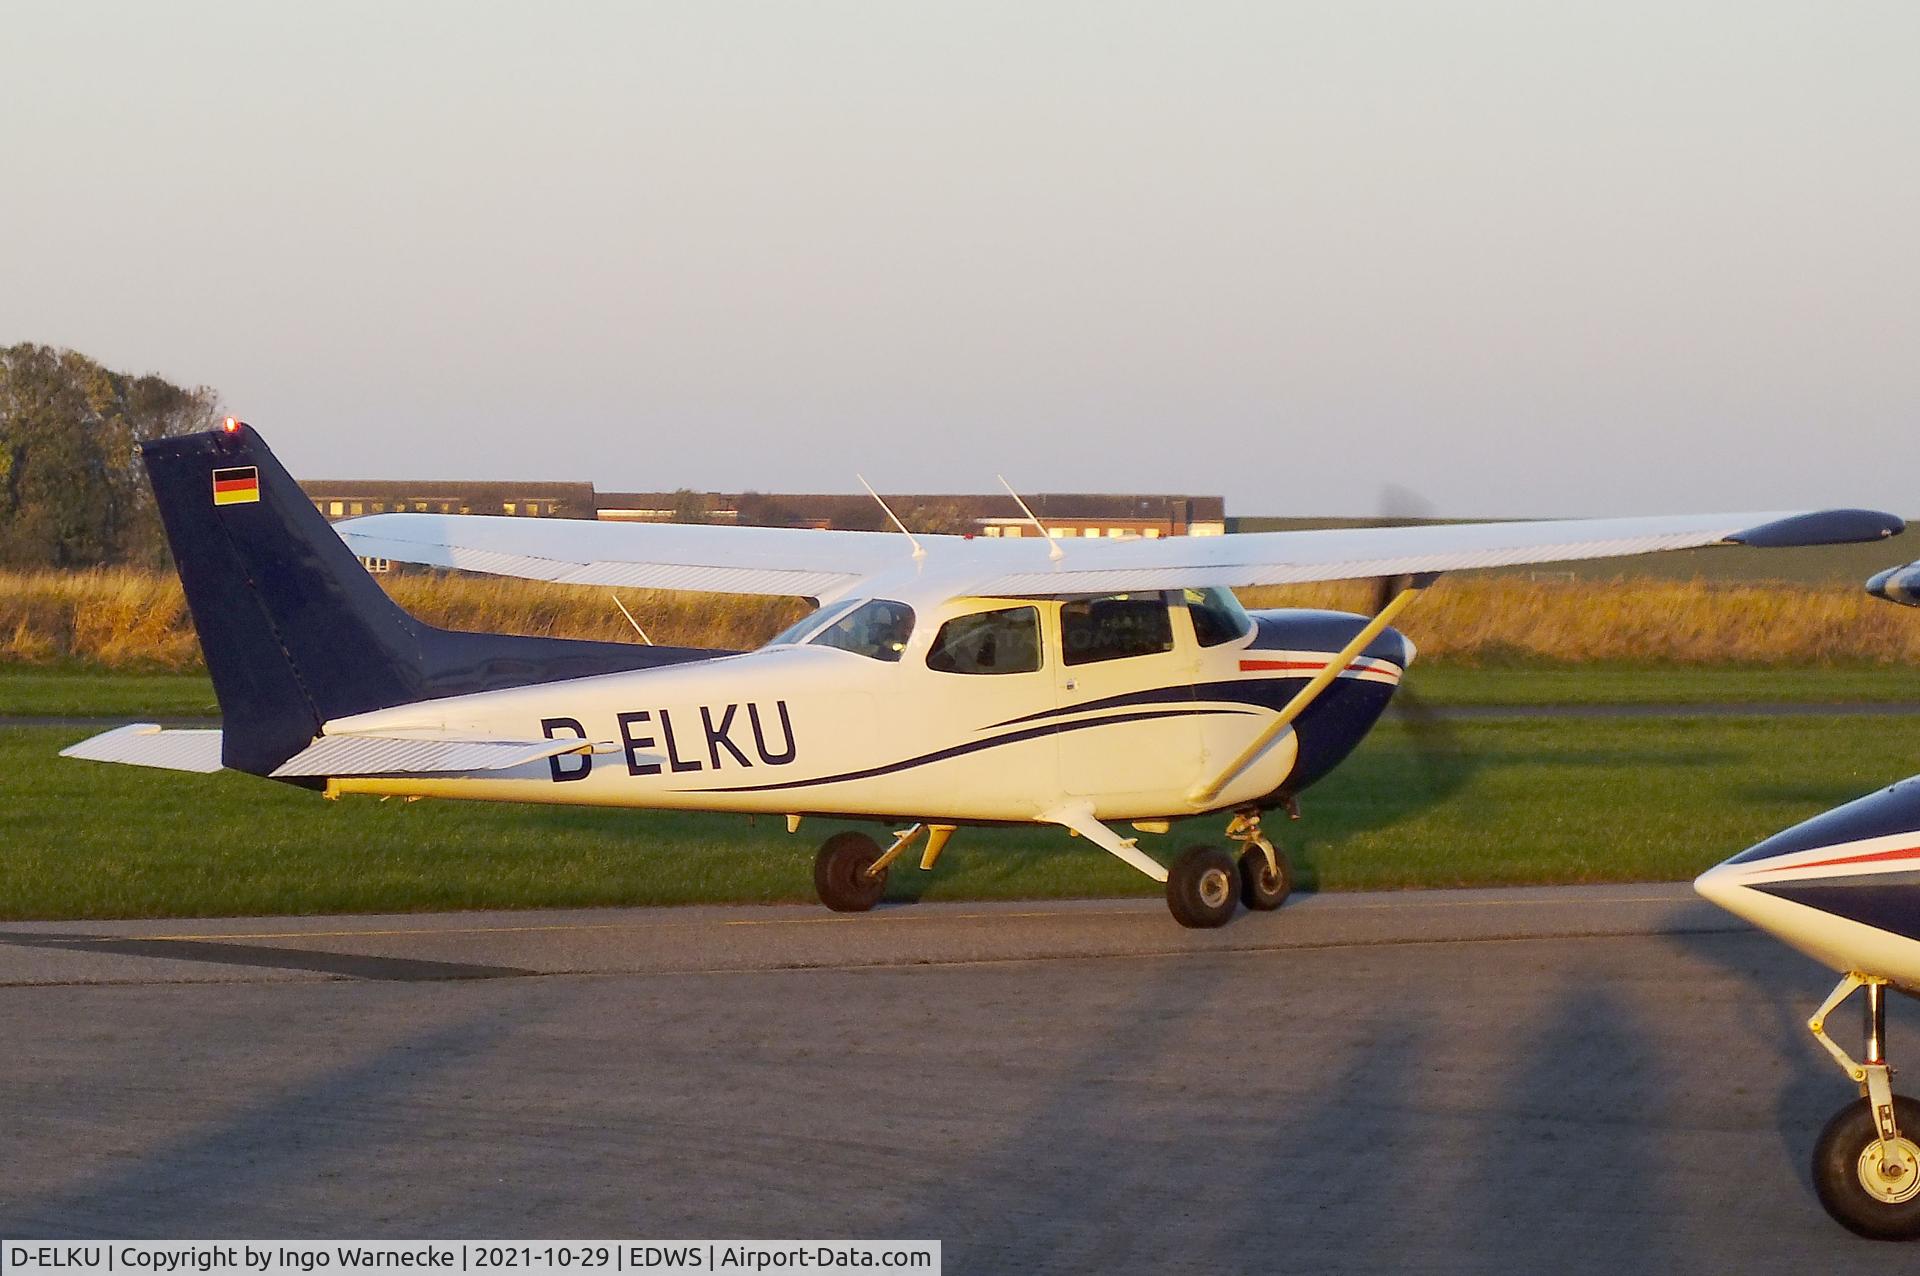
1857,1138 -> 1920,1204
1198,868 -> 1231,909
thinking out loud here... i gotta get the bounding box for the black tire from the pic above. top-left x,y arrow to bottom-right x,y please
1166,845 -> 1239,929
1813,1095 -> 1920,1240
814,831 -> 887,912
1238,845 -> 1293,911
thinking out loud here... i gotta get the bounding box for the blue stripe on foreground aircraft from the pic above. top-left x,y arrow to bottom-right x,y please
64,420 -> 1902,934
1697,550 -> 1920,1240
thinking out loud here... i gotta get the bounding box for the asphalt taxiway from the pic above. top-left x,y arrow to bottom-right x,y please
2,885 -> 1906,1271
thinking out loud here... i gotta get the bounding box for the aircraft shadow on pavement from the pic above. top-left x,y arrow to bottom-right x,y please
1,1008 -> 527,1235
0,929 -> 534,981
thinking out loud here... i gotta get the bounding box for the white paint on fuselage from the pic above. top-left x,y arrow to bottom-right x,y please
327,595 -> 1402,825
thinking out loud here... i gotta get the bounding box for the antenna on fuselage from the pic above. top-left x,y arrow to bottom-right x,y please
997,474 -> 1063,561
610,592 -> 654,644
856,474 -> 926,561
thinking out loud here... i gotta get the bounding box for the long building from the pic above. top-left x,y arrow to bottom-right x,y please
301,479 -> 1224,539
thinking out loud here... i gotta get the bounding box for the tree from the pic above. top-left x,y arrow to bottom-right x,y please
903,499 -> 977,536
0,344 -> 221,568
667,488 -> 713,525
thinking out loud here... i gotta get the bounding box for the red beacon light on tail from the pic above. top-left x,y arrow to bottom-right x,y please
222,416 -> 242,434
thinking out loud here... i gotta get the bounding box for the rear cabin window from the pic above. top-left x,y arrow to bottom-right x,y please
809,599 -> 916,662
1186,586 -> 1252,647
1061,594 -> 1175,666
926,606 -> 1042,675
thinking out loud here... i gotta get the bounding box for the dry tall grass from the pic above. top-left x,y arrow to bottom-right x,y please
2,568 -> 1915,670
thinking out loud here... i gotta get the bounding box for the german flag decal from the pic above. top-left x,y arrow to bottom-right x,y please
212,466 -> 260,506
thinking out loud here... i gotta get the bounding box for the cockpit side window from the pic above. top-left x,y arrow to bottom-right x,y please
1061,593 -> 1175,666
809,599 -> 916,662
926,606 -> 1042,675
1185,586 -> 1252,647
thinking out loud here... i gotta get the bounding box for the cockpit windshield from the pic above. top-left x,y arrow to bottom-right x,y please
808,599 -> 916,662
763,598 -> 861,648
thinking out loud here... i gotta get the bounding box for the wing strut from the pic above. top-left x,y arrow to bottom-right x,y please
1187,573 -> 1438,805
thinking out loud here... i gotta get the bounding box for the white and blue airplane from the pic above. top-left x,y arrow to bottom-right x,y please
65,420 -> 1902,931
1696,554 -> 1920,1240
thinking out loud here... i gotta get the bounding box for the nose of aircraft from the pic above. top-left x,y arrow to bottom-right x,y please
1694,776 -> 1920,985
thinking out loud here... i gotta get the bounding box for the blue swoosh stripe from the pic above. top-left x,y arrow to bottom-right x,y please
674,706 -> 1256,795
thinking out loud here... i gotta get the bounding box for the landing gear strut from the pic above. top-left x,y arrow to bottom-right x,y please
1227,810 -> 1293,911
1808,972 -> 1920,1240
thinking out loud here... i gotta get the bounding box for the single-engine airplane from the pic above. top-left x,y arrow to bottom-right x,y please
65,421 -> 1902,929
1696,552 -> 1920,1240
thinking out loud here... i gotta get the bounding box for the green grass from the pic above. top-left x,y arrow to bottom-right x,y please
7,715 -> 1917,920
1406,664 -> 1920,706
0,668 -> 218,717
6,664 -> 1918,719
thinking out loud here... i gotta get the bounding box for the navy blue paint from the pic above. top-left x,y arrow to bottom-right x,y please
1868,562 -> 1920,606
679,706 -> 1255,795
141,424 -> 726,778
1727,508 -> 1904,548
1725,776 -> 1920,866
1248,609 -> 1415,668
1754,871 -> 1920,944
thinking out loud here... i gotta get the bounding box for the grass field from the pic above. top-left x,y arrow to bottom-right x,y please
9,566 -> 1920,670
6,664 -> 1917,719
7,715 -> 1916,920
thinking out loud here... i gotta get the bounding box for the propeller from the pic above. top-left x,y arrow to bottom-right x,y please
1366,486 -> 1462,799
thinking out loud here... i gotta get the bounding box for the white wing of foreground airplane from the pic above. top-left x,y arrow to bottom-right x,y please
61,421 -> 1906,936
336,506 -> 1881,601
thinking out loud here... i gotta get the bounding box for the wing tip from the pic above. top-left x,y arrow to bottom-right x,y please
1726,509 -> 1906,549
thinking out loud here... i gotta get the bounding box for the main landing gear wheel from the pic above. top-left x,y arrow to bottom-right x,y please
814,831 -> 887,912
1238,845 -> 1293,911
1166,845 -> 1239,929
1814,1096 -> 1920,1240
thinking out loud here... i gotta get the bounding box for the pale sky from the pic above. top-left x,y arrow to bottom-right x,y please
3,1 -> 1915,516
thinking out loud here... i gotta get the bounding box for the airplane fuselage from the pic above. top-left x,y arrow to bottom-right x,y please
323,600 -> 1410,825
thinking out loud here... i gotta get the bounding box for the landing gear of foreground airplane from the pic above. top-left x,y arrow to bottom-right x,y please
1808,973 -> 1920,1240
1227,811 -> 1293,911
814,831 -> 887,912
1166,845 -> 1240,929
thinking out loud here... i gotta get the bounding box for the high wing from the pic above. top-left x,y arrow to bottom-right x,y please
337,513 -> 922,598
340,507 -> 1903,599
968,508 -> 1906,595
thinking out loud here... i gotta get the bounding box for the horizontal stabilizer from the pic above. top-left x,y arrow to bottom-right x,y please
60,724 -> 226,773
268,733 -> 601,778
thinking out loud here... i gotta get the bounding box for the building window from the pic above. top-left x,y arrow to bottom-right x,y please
525,502 -> 540,516
371,502 -> 386,513
1108,527 -> 1127,538
1083,528 -> 1102,538
1143,528 -> 1161,538
329,501 -> 344,516
503,502 -> 518,515
983,526 -> 1002,537
415,502 -> 428,512
440,502 -> 452,513
349,502 -> 364,516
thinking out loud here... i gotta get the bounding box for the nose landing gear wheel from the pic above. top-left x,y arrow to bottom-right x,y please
814,831 -> 887,912
1166,845 -> 1239,929
1814,1096 -> 1920,1240
1238,845 -> 1292,911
